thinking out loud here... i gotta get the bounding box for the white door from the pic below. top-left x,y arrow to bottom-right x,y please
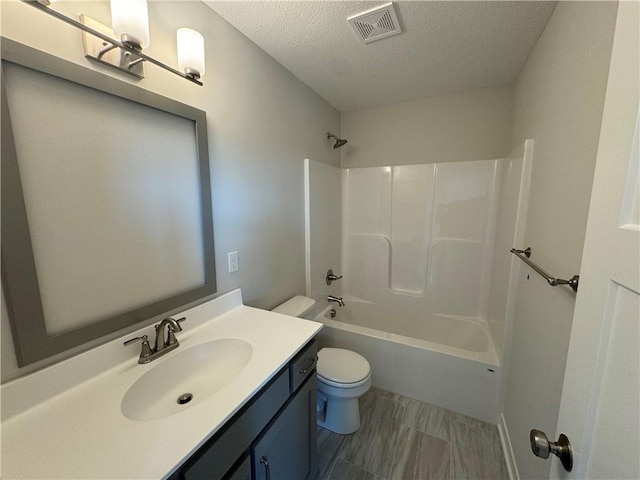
550,3 -> 639,479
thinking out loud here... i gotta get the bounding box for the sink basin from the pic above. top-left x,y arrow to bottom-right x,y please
121,339 -> 253,421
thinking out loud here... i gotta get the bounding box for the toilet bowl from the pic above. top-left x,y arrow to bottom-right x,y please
316,347 -> 371,434
271,296 -> 372,435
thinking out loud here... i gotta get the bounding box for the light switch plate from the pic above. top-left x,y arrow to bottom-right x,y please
228,251 -> 239,273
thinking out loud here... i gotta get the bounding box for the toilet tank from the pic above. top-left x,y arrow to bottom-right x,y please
272,296 -> 316,318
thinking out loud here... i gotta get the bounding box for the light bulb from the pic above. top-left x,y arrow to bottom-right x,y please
110,0 -> 150,49
177,28 -> 205,79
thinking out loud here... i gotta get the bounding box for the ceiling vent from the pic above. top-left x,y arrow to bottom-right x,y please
348,3 -> 402,44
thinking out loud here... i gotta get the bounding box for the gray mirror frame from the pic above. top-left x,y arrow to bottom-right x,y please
1,38 -> 216,366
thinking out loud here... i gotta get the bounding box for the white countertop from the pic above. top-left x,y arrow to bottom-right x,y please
0,289 -> 323,479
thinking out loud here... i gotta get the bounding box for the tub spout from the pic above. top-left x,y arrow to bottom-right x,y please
327,295 -> 345,307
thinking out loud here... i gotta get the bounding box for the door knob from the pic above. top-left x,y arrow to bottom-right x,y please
530,429 -> 573,472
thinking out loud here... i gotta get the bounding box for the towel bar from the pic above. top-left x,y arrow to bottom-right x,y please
510,247 -> 579,292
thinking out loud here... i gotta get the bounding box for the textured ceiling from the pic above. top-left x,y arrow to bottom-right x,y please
205,1 -> 557,112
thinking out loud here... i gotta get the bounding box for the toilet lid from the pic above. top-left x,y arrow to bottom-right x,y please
317,348 -> 370,384
272,295 -> 316,317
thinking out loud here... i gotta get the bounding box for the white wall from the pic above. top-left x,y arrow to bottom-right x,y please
1,0 -> 340,382
340,84 -> 513,168
502,2 -> 617,479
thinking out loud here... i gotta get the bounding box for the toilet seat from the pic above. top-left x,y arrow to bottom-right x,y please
318,371 -> 371,389
317,348 -> 371,388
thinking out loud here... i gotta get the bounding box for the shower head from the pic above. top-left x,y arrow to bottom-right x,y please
327,132 -> 348,149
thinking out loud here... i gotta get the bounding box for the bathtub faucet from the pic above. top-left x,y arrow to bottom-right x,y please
327,295 -> 345,307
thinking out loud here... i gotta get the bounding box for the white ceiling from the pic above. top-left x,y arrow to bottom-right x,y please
205,1 -> 557,112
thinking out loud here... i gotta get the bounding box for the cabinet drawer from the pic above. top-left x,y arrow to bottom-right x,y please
290,339 -> 317,393
180,369 -> 289,480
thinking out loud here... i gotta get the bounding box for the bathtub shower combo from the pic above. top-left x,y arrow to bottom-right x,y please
304,141 -> 532,423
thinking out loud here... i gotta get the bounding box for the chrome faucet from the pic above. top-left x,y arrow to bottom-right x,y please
327,295 -> 345,307
124,316 -> 186,364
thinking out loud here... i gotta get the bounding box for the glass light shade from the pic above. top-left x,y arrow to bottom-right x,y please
177,28 -> 205,78
110,0 -> 150,49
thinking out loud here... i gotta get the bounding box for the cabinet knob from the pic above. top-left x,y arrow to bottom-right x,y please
299,357 -> 316,374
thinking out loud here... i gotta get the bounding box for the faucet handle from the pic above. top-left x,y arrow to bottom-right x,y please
123,335 -> 154,363
326,269 -> 343,286
124,334 -> 149,346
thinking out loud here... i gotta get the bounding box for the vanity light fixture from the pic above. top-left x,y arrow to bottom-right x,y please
177,28 -> 206,80
23,0 -> 205,85
110,0 -> 150,50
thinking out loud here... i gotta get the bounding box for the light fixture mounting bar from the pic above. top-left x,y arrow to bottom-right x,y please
20,0 -> 203,86
80,14 -> 145,80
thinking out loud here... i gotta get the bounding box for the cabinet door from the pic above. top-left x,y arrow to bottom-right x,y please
225,455 -> 251,480
179,370 -> 290,480
252,375 -> 317,480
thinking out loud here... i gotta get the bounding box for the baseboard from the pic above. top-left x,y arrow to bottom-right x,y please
498,413 -> 519,480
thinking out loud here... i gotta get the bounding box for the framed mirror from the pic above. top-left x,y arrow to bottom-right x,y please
1,38 -> 216,366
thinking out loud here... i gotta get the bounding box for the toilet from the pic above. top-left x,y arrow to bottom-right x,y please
272,296 -> 372,435
315,347 -> 371,434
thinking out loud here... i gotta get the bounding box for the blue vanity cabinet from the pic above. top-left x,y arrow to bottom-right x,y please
171,339 -> 317,480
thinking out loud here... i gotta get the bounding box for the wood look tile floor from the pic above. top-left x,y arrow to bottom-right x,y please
317,387 -> 509,480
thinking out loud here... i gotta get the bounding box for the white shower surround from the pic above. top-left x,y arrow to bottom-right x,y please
343,160 -> 499,322
305,145 -> 531,423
